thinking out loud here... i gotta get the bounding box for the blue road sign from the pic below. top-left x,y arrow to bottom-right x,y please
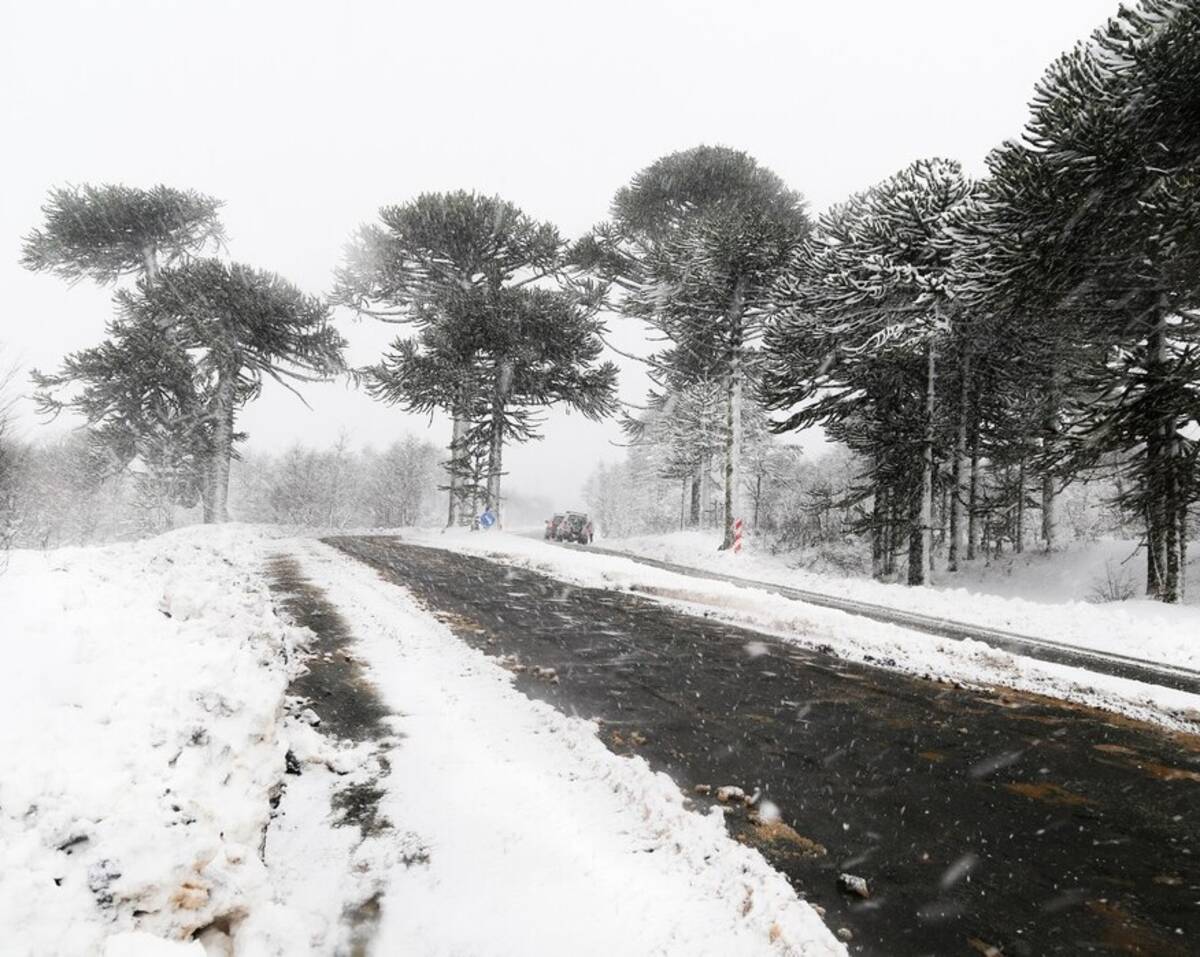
479,508 -> 496,528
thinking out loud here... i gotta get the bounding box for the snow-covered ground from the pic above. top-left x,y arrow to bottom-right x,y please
594,531 -> 1200,672
288,540 -> 841,956
3,527 -> 843,956
2,526 -> 295,956
410,529 -> 1200,732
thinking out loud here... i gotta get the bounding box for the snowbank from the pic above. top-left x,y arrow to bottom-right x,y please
1,526 -> 294,956
600,532 -> 1200,672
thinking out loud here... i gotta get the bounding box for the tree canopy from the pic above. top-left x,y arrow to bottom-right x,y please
21,183 -> 224,284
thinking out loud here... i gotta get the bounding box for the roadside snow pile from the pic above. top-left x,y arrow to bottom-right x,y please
297,540 -> 845,957
411,530 -> 1200,731
598,532 -> 1200,672
1,526 -> 292,957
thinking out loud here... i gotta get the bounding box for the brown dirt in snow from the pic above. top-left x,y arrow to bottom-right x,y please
1001,782 -> 1095,807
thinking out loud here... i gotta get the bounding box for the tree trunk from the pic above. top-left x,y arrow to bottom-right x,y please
698,456 -> 710,530
689,473 -> 701,526
1015,456 -> 1026,554
468,443 -> 483,525
484,360 -> 513,528
753,472 -> 762,529
210,367 -> 235,524
142,244 -> 159,282
1041,472 -> 1056,552
1038,356 -> 1061,550
1147,497 -> 1163,599
967,427 -> 980,561
883,492 -> 899,577
1178,496 -> 1189,604
936,482 -> 947,571
949,351 -> 970,572
719,278 -> 747,551
909,341 -> 937,585
200,472 -> 216,524
878,484 -> 888,580
447,413 -> 464,528
1165,447 -> 1180,604
487,431 -> 503,527
719,364 -> 742,549
1146,319 -> 1168,599
907,483 -> 925,586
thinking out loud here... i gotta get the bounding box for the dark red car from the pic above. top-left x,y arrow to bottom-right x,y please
557,511 -> 594,544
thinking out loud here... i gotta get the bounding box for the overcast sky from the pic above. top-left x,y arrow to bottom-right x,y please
1,0 -> 1119,504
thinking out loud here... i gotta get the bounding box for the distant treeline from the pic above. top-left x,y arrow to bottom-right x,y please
0,432 -> 448,550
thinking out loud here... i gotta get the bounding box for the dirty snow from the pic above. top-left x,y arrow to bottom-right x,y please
1,526 -> 294,956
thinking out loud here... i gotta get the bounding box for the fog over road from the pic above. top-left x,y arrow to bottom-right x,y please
328,536 -> 1200,956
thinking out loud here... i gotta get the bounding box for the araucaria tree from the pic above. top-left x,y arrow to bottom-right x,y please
757,1 -> 1199,602
1016,2 -> 1200,602
120,260 -> 346,522
335,191 -> 617,527
958,0 -> 1200,601
21,183 -> 225,283
586,146 -> 810,550
31,314 -> 215,523
763,158 -> 974,585
26,184 -> 344,525
24,184 -> 225,521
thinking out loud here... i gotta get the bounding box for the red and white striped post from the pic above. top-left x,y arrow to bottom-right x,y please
733,518 -> 744,554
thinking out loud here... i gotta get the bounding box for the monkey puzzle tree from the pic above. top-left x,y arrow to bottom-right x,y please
1025,1 -> 1200,602
763,158 -> 974,584
31,313 -> 215,523
364,294 -> 493,521
22,183 -> 224,283
958,0 -> 1200,601
123,259 -> 347,522
366,284 -> 618,526
23,183 -> 226,521
336,191 -> 616,526
585,146 -> 810,550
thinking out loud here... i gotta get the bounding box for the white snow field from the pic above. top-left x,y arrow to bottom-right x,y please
597,531 -> 1200,672
411,529 -> 1200,732
2,527 -> 843,957
2,526 -> 294,956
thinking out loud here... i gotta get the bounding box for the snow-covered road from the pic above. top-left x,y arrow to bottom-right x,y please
270,538 -> 840,956
2,527 -> 841,956
8,524 -> 1198,956
329,535 -> 1200,957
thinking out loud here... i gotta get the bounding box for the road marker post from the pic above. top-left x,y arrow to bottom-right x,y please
733,518 -> 744,554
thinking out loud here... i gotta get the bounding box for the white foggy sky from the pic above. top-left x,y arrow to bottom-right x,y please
1,0 -> 1118,504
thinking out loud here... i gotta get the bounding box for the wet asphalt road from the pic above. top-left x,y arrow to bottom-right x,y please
326,536 -> 1200,957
